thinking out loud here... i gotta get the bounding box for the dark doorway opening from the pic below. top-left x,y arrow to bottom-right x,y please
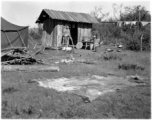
69,23 -> 78,45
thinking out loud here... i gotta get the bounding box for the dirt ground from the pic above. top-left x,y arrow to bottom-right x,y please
1,47 -> 151,119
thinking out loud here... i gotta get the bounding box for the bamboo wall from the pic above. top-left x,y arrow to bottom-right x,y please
42,18 -> 92,47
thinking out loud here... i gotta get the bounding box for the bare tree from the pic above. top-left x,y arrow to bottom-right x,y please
112,3 -> 124,20
90,6 -> 109,22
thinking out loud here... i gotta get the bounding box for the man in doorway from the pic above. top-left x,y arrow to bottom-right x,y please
62,25 -> 73,47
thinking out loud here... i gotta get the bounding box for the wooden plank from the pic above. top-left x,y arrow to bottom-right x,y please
2,65 -> 60,72
53,20 -> 58,47
52,20 -> 54,47
46,19 -> 50,46
1,50 -> 14,57
57,20 -> 63,47
1,47 -> 27,52
42,31 -> 46,46
54,20 -> 57,47
88,24 -> 92,37
56,20 -> 60,47
49,18 -> 53,47
51,20 -> 55,47
85,24 -> 88,37
56,21 -> 58,47
79,23 -> 83,42
47,19 -> 51,46
42,20 -> 47,46
78,23 -> 81,42
85,24 -> 91,38
56,20 -> 62,47
83,23 -> 86,37
81,23 -> 85,40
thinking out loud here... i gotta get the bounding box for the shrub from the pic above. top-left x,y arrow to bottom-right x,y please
29,24 -> 43,40
102,52 -> 122,61
29,28 -> 42,40
118,62 -> 144,71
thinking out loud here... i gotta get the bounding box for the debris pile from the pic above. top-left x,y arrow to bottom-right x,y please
1,48 -> 44,65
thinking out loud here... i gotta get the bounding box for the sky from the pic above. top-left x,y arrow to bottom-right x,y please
1,0 -> 151,28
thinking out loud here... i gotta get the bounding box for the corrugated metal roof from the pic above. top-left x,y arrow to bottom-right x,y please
36,9 -> 98,23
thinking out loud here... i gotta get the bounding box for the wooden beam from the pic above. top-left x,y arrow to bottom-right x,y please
1,47 -> 27,52
2,65 -> 60,72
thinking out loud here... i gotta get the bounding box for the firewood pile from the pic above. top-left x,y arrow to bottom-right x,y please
1,48 -> 44,65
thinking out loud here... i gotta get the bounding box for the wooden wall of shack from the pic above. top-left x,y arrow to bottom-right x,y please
42,18 -> 92,47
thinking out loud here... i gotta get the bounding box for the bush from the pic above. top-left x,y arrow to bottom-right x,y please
121,30 -> 147,51
142,24 -> 151,51
102,52 -> 122,61
29,28 -> 42,40
29,24 -> 43,40
118,62 -> 144,71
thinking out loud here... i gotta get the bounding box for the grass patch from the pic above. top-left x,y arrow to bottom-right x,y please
2,87 -> 18,94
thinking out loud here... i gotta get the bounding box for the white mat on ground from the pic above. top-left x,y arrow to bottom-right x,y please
34,75 -> 145,101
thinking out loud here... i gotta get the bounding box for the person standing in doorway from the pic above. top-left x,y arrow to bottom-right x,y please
62,25 -> 73,47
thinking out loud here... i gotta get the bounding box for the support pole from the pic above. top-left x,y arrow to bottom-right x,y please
17,31 -> 26,47
140,34 -> 143,52
138,6 -> 142,52
4,31 -> 12,48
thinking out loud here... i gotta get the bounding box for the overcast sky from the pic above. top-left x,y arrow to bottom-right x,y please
1,0 -> 151,27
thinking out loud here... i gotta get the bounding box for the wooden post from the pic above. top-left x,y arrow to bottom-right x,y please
140,34 -> 143,52
138,6 -> 143,52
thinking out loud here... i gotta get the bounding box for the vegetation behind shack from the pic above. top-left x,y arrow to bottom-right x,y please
91,5 -> 150,51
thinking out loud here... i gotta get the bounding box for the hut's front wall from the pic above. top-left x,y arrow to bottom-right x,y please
77,23 -> 92,42
43,18 -> 69,47
43,18 -> 92,47
42,18 -> 54,47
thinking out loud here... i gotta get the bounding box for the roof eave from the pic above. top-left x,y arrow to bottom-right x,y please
36,9 -> 99,24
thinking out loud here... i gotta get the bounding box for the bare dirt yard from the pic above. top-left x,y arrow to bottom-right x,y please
2,47 -> 151,119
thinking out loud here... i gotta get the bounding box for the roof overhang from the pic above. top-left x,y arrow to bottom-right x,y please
36,9 -> 99,24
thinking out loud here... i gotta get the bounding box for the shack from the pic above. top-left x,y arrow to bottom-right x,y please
36,9 -> 98,47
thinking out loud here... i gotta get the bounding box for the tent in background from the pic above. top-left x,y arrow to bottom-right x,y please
1,17 -> 29,50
